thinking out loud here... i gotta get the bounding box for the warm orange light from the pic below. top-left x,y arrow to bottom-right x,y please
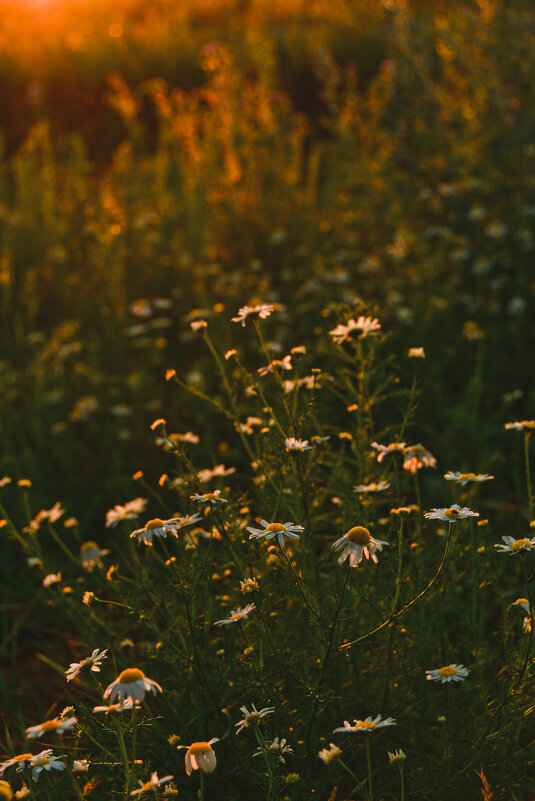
108,23 -> 123,38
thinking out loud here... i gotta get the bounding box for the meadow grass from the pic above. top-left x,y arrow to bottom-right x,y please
0,1 -> 534,799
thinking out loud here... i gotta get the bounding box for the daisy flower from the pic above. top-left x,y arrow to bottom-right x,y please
371,442 -> 407,462
177,739 -> 219,775
73,760 -> 90,772
25,717 -> 77,739
512,598 -> 531,613
190,490 -> 227,505
504,420 -> 535,431
425,664 -> 469,683
424,504 -> 479,523
329,316 -> 381,343
258,355 -> 293,376
495,536 -> 535,555
22,752 -> 66,781
403,445 -> 437,473
103,668 -> 162,703
253,737 -> 293,764
231,304 -> 275,326
197,464 -> 235,482
42,573 -> 61,588
444,471 -> 494,486
235,704 -> 275,735
408,347 -> 425,358
331,526 -> 389,567
333,715 -> 396,734
131,772 -> 174,796
214,604 -> 255,626
284,438 -> 312,452
240,577 -> 259,594
318,743 -> 342,764
0,755 -> 34,777
65,648 -> 108,682
130,514 -> 202,546
354,481 -> 391,493
93,699 -> 140,714
246,520 -> 303,547
106,498 -> 148,528
80,542 -> 109,571
388,749 -> 407,763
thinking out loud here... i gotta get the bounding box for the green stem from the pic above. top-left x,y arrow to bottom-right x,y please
340,522 -> 454,652
400,764 -> 405,801
365,738 -> 373,801
276,540 -> 320,623
510,552 -> 534,695
525,431 -> 533,520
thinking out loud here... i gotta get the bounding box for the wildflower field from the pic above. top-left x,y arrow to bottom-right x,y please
1,0 -> 535,798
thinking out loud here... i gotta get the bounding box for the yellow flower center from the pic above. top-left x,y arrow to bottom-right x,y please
511,539 -> 532,552
81,541 -> 99,552
265,523 -> 286,533
443,508 -> 459,519
346,526 -> 372,545
117,668 -> 145,683
14,755 -> 33,763
40,720 -> 62,732
439,666 -> 457,676
230,612 -> 243,621
515,598 -> 529,605
458,473 -> 477,481
32,758 -> 50,767
203,493 -> 217,500
245,712 -> 261,725
355,721 -> 376,730
188,742 -> 212,755
145,519 -> 165,530
0,780 -> 12,801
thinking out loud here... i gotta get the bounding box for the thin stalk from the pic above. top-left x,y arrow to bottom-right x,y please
340,522 -> 454,652
510,552 -> 534,695
525,431 -> 533,520
276,541 -> 320,623
365,738 -> 374,801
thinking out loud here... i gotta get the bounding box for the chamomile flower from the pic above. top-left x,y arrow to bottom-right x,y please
371,442 -> 407,462
131,772 -> 174,796
318,744 -> 342,764
42,573 -> 61,588
253,737 -> 293,763
80,542 -> 109,571
408,347 -> 425,358
214,604 -> 256,626
231,304 -> 275,326
25,717 -> 77,739
130,514 -> 202,546
329,316 -> 381,343
512,598 -> 531,613
0,755 -> 34,777
103,668 -> 162,703
334,715 -> 396,734
93,698 -> 140,714
424,504 -> 479,523
65,648 -> 108,682
247,520 -> 303,547
388,749 -> 407,763
178,739 -> 219,775
24,752 -> 66,781
403,445 -> 437,473
425,664 -> 469,683
444,472 -> 494,485
235,704 -> 275,735
240,577 -> 259,594
106,498 -> 147,528
73,760 -> 90,772
504,420 -> 535,431
495,536 -> 535,555
331,526 -> 389,567
284,438 -> 312,452
354,481 -> 391,493
190,490 -> 227,505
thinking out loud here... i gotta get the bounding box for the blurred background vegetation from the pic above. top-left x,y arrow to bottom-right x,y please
0,0 -> 533,525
